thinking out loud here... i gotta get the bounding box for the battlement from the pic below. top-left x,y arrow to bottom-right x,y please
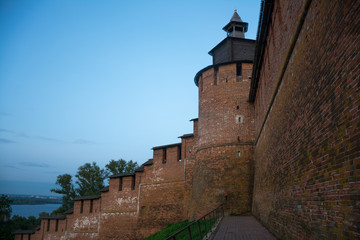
13,127 -> 197,239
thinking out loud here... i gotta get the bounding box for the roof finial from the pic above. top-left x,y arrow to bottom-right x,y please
234,9 -> 237,12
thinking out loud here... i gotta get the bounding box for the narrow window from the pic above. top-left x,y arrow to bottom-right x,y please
236,63 -> 242,81
55,219 -> 59,232
20,234 -> 23,240
47,219 -> 50,232
237,151 -> 242,157
131,175 -> 136,190
235,26 -> 243,32
162,148 -> 167,163
236,115 -> 244,123
80,200 -> 84,214
237,105 -> 239,110
90,199 -> 93,213
119,177 -> 123,191
28,234 -> 31,240
177,145 -> 182,161
214,67 -> 218,85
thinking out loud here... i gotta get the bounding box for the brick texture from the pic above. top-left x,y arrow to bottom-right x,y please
191,62 -> 255,218
252,0 -> 360,239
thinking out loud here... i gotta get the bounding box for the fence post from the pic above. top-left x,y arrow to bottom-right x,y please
204,216 -> 207,233
188,226 -> 192,240
197,221 -> 202,239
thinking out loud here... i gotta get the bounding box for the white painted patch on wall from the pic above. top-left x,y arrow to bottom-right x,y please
116,196 -> 137,206
74,216 -> 98,229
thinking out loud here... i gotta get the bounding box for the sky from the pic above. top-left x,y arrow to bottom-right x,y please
0,0 -> 261,196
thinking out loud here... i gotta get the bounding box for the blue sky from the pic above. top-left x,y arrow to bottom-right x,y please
0,0 -> 260,195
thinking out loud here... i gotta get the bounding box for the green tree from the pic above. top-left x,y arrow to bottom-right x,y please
75,162 -> 106,196
0,195 -> 13,222
39,212 -> 49,218
125,160 -> 139,173
50,174 -> 76,214
105,159 -> 139,175
105,159 -> 127,175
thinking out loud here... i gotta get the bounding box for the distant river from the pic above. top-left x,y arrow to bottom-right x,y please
11,204 -> 62,218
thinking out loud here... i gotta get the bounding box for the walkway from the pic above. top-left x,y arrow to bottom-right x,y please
212,216 -> 276,240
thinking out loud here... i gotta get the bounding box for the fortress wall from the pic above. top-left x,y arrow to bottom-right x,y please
137,181 -> 186,239
101,176 -> 139,212
136,144 -> 187,238
252,0 -> 360,239
30,229 -> 42,240
99,175 -> 140,239
192,62 -> 255,218
198,63 -> 254,148
253,0 -> 306,137
181,136 -> 196,160
40,218 -> 66,240
192,144 -> 253,218
147,145 -> 184,182
67,199 -> 100,232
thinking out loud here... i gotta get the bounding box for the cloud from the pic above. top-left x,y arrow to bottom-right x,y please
0,164 -> 19,169
19,162 -> 49,168
44,171 -> 61,174
73,139 -> 95,144
0,129 -> 14,133
0,138 -> 15,143
16,133 -> 64,143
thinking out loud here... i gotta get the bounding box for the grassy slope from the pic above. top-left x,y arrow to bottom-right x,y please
144,218 -> 216,240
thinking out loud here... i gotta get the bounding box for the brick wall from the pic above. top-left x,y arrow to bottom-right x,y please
252,0 -> 360,239
100,175 -> 139,239
191,62 -> 255,218
198,63 -> 255,149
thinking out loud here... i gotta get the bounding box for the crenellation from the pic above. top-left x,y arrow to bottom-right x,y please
14,2 -> 359,239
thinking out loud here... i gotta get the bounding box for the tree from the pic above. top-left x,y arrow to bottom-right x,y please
0,195 -> 13,222
50,174 -> 76,214
75,162 -> 106,196
105,159 -> 139,175
125,160 -> 139,173
39,212 -> 49,218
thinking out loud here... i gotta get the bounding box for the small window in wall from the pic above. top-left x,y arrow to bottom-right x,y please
236,115 -> 244,123
80,200 -> 84,214
237,151 -> 242,157
131,175 -> 136,190
20,234 -> 23,240
162,148 -> 167,164
235,26 -> 243,32
28,234 -> 31,240
236,63 -> 242,82
55,219 -> 59,232
90,199 -> 93,213
214,67 -> 218,85
119,177 -> 123,191
47,219 -> 50,232
177,145 -> 182,162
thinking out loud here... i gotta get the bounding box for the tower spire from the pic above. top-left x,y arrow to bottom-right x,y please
222,10 -> 248,38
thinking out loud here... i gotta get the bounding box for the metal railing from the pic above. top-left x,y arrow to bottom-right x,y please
164,204 -> 224,240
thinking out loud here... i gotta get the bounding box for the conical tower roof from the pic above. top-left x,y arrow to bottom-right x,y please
230,10 -> 243,22
222,9 -> 248,35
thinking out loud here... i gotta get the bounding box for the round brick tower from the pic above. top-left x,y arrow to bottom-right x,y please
190,10 -> 256,217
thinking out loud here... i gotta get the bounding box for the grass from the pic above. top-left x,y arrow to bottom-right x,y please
144,218 -> 217,240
